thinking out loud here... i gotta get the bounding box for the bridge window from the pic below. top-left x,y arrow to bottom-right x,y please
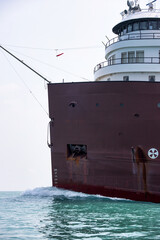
123,26 -> 127,34
140,21 -> 148,30
133,22 -> 139,31
121,52 -> 127,64
108,54 -> 115,65
121,51 -> 144,64
149,21 -> 157,30
128,51 -> 135,63
136,51 -> 144,63
118,20 -> 160,35
128,24 -> 132,32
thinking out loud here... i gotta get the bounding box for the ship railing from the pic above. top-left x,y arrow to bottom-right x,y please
106,32 -> 160,48
94,57 -> 160,72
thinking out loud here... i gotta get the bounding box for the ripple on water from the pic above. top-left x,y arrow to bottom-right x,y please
1,187 -> 160,240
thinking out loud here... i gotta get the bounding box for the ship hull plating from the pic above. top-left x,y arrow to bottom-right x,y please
48,81 -> 160,203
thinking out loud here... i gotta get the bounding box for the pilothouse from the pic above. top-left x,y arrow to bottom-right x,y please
94,0 -> 160,82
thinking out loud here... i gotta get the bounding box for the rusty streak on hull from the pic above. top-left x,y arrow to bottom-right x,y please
48,81 -> 160,203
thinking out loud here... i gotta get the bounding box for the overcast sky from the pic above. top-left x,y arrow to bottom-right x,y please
0,0 -> 157,191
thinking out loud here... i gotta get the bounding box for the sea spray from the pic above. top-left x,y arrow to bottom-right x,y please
21,187 -> 127,201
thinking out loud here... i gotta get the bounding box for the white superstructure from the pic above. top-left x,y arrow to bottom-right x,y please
94,0 -> 160,82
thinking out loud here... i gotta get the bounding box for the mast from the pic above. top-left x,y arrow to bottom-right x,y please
0,45 -> 51,84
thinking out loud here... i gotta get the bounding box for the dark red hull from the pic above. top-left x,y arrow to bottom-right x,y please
48,81 -> 160,203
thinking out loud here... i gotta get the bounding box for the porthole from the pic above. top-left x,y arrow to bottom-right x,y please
69,101 -> 77,108
123,76 -> 129,81
149,76 -> 155,82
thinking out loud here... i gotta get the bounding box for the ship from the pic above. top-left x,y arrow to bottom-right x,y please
47,0 -> 160,203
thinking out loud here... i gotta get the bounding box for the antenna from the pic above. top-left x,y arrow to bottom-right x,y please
146,0 -> 157,8
127,0 -> 135,8
146,0 -> 157,11
127,0 -> 141,11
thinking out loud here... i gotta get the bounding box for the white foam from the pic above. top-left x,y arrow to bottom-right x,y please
22,187 -> 91,198
21,186 -> 132,201
106,196 -> 132,201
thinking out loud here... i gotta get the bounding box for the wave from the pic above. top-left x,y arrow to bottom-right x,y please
21,187 -> 130,202
22,187 -> 90,198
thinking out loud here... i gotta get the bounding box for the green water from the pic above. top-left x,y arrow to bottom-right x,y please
0,187 -> 160,239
